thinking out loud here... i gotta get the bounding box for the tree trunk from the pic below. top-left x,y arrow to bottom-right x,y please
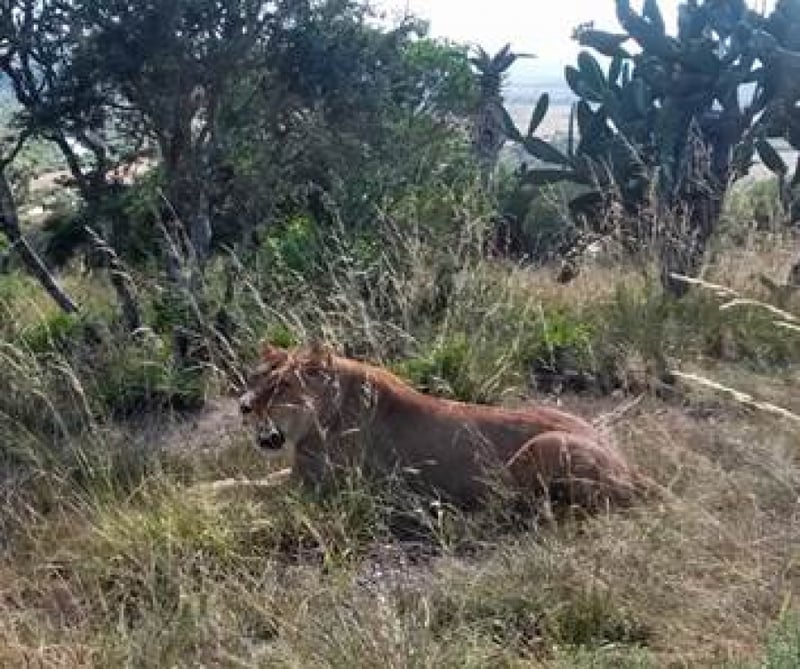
0,168 -> 79,314
84,226 -> 141,332
187,195 -> 212,291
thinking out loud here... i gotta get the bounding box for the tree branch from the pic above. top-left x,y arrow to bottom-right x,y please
0,166 -> 79,314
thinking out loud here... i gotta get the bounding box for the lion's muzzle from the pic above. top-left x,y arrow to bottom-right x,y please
239,391 -> 286,451
239,391 -> 256,416
256,422 -> 285,451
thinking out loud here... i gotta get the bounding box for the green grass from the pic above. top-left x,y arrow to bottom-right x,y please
763,612 -> 800,669
4,426 -> 796,667
1,194 -> 799,666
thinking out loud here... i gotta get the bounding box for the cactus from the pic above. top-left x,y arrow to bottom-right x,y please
503,0 -> 800,296
470,45 -> 533,186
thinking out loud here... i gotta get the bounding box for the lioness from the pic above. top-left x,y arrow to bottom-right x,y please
239,343 -> 639,510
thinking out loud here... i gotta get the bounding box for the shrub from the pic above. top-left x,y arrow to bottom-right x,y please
18,310 -> 106,356
90,337 -> 209,418
262,214 -> 321,276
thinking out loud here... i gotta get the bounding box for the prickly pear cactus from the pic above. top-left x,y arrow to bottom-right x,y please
501,0 -> 800,296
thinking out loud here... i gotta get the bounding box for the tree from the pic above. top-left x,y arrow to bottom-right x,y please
0,1 -> 120,204
72,0 -> 269,272
0,0 -> 134,319
0,0 -> 477,320
212,3 -> 476,245
0,146 -> 79,314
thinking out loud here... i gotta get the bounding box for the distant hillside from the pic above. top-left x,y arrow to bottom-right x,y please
505,54 -> 575,107
506,77 -> 574,107
503,72 -> 574,140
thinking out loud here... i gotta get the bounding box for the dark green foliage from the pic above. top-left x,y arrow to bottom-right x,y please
91,341 -> 208,418
528,310 -> 594,380
470,44 -> 522,101
502,1 -> 800,293
494,172 -> 578,260
1,0 -> 477,270
18,311 -> 102,356
38,180 -> 164,270
40,211 -> 87,270
261,215 -> 322,276
393,333 -> 475,400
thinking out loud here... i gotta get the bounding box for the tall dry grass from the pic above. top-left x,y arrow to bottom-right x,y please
0,179 -> 799,666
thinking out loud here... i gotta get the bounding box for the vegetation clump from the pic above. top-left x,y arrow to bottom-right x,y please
0,1 -> 798,666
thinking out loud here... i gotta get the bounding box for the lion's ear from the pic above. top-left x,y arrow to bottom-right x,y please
261,342 -> 289,367
308,338 -> 334,368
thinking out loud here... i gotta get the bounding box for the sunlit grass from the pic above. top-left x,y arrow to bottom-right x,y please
0,181 -> 799,665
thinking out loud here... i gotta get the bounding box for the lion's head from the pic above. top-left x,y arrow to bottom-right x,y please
239,342 -> 341,453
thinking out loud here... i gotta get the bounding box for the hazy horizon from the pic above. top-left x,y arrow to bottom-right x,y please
376,0 -> 778,83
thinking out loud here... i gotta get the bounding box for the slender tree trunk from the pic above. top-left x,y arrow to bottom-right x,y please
159,116 -> 213,283
84,226 -> 141,332
0,168 -> 79,314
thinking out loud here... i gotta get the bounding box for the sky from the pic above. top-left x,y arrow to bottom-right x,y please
375,0 -> 776,81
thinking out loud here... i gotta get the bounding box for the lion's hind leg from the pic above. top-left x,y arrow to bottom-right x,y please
505,432 -> 636,511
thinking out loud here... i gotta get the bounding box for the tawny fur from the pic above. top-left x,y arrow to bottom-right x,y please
240,343 -> 640,511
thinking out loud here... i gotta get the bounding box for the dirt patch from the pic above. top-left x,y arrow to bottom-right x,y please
115,397 -> 250,462
155,397 -> 248,454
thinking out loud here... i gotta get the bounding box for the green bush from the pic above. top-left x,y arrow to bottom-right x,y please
18,310 -> 104,355
40,206 -> 86,269
524,308 -> 595,385
0,273 -> 40,306
394,304 -> 596,402
91,337 -> 208,418
262,214 -> 320,276
494,170 -> 581,261
394,333 -> 474,399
